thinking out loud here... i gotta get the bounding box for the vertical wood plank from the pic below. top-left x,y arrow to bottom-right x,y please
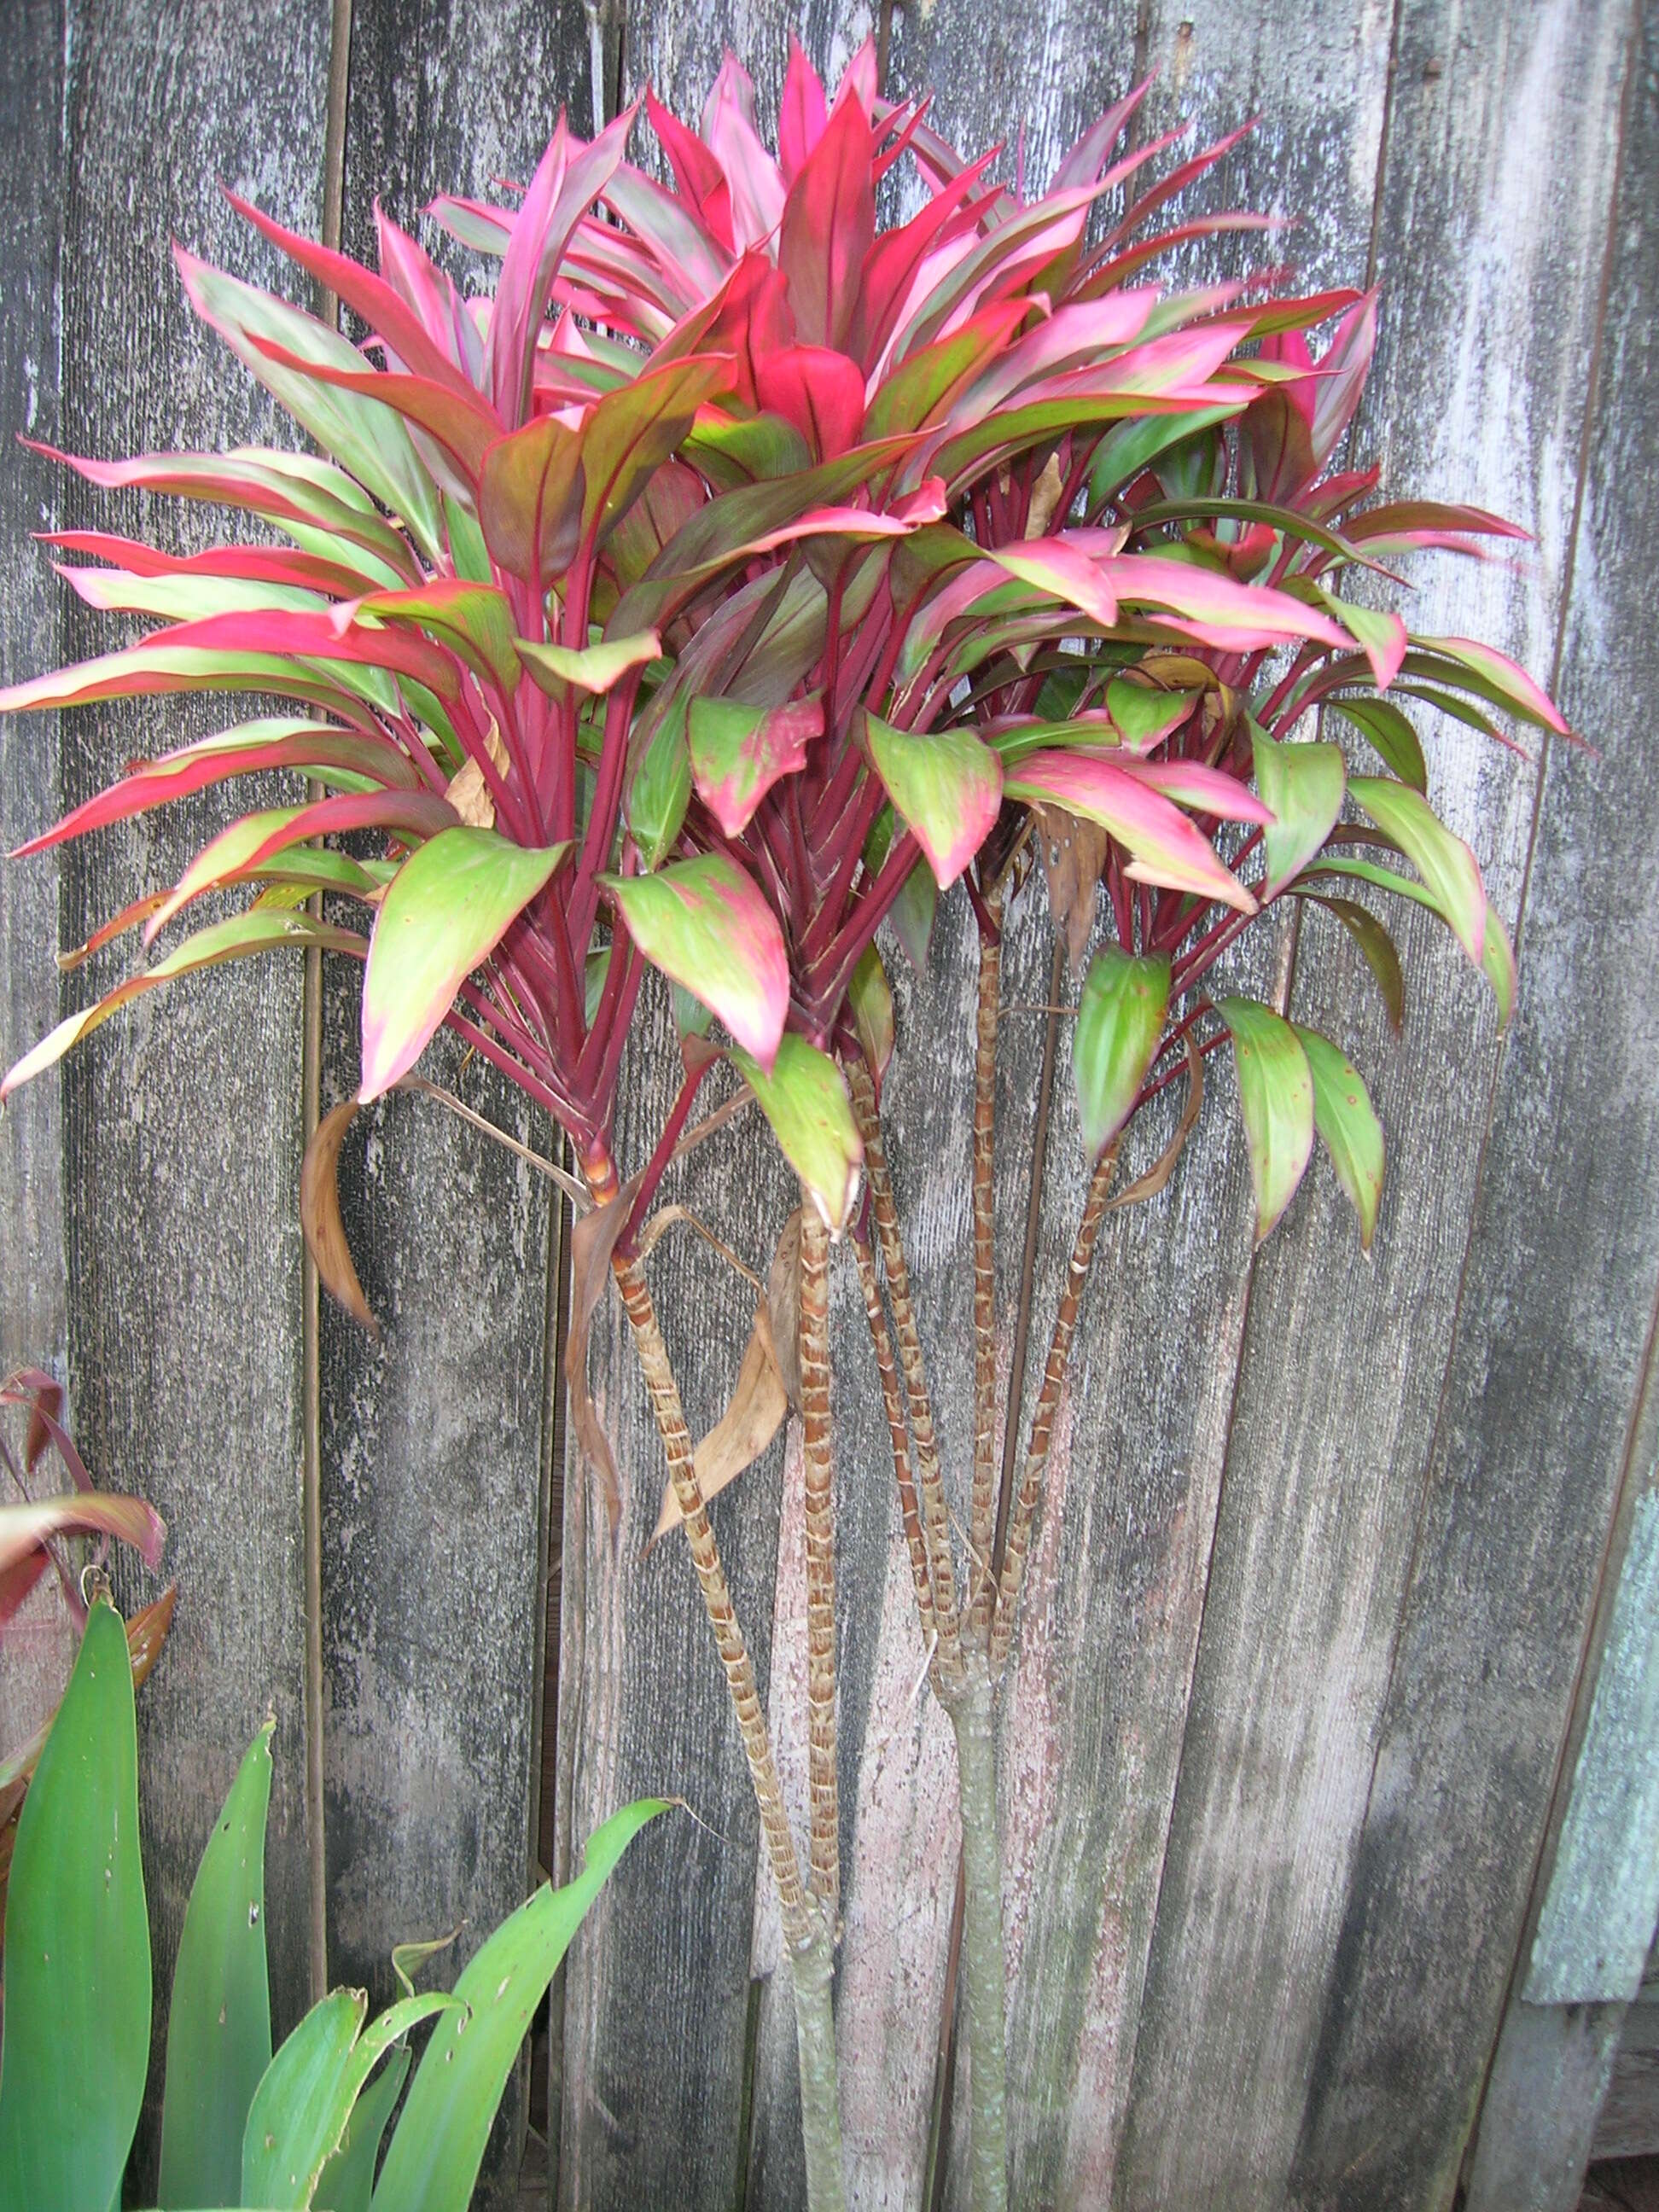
556,991 -> 795,2212
1288,18 -> 1659,2197
1119,9 -> 1632,2208
0,0 -> 72,1755
51,0 -> 332,2185
317,7 -> 585,2204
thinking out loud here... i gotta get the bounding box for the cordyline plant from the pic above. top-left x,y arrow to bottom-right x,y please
0,37 -> 1568,2212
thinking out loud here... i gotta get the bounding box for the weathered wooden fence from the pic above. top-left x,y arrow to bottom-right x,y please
1,3 -> 1656,2209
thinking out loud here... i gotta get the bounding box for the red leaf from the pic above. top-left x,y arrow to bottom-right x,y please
779,38 -> 830,183
242,333 -> 502,480
646,90 -> 736,252
753,344 -> 866,460
479,415 -> 586,585
778,90 -> 876,352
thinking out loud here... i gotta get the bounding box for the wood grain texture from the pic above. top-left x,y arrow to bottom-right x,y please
0,0 -> 73,1760
1287,9 -> 1658,2205
555,984 -> 799,2212
1594,1979 -> 1659,2161
1117,6 -> 1631,2204
1464,1998 -> 1626,2212
318,9 -> 586,2203
49,0 -> 333,2186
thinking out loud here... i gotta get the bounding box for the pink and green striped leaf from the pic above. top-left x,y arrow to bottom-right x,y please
478,415 -> 587,585
1005,750 -> 1254,914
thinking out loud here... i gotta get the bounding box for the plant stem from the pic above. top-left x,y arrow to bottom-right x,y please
989,1141 -> 1116,1676
969,885 -> 1003,1642
942,1649 -> 1009,2212
853,1234 -> 937,1656
847,1061 -> 963,1682
611,1253 -> 847,2209
798,1200 -> 839,1919
791,1912 -> 847,2212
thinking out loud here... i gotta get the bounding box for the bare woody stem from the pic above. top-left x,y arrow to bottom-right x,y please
847,1060 -> 963,1683
988,1138 -> 1118,1677
853,1234 -> 937,1656
968,885 -> 1003,1643
614,1252 -> 846,2211
612,1252 -> 817,1950
798,1199 -> 839,1920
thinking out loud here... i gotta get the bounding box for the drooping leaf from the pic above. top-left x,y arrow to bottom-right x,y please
847,944 -> 895,1080
0,1491 -> 165,1580
1,910 -> 364,1101
516,630 -> 661,701
985,537 -> 1119,628
628,701 -> 693,870
314,2046 -> 410,2212
1250,722 -> 1345,897
603,854 -> 788,1068
1073,946 -> 1171,1161
0,1599 -> 150,2212
372,1802 -> 669,2212
650,1302 -> 790,1546
1299,893 -> 1406,1033
1294,1024 -> 1384,1249
358,829 -> 568,1100
688,694 -> 823,836
731,1033 -> 864,1230
1417,633 -> 1569,734
1349,775 -> 1486,962
157,1722 -> 276,2209
1006,750 -> 1254,914
864,713 -> 1003,889
1328,696 -> 1428,793
1106,676 -> 1202,753
1219,996 -> 1315,1243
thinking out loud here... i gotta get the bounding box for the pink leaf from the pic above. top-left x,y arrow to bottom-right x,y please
778,90 -> 876,352
753,344 -> 866,460
1006,751 -> 1255,913
1118,758 -> 1274,824
604,853 -> 789,1068
779,38 -> 830,183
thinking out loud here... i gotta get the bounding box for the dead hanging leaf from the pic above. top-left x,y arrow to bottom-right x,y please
1025,451 -> 1066,540
1109,1033 -> 1204,1210
1034,803 -> 1110,975
767,1208 -> 805,1412
301,1097 -> 379,1335
647,1299 -> 789,1550
444,717 -> 511,830
634,1203 -> 761,1289
566,1173 -> 643,1536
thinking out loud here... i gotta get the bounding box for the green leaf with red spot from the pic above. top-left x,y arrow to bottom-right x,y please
603,853 -> 788,1068
359,828 -> 567,1100
864,713 -> 1003,888
689,694 -> 823,836
1293,1025 -> 1385,1249
731,1034 -> 864,1230
1073,946 -> 1170,1161
1219,997 -> 1315,1243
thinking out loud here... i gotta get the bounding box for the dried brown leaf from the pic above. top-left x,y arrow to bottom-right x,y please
1025,451 -> 1066,540
1109,1033 -> 1203,1209
300,1097 -> 379,1335
1034,802 -> 1109,975
767,1208 -> 805,1412
648,1300 -> 789,1549
443,717 -> 511,830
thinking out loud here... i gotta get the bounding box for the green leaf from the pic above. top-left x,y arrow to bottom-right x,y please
847,945 -> 895,1080
731,1035 -> 864,1230
516,630 -> 662,701
1250,722 -> 1345,897
314,2048 -> 410,2212
1297,894 -> 1406,1033
1088,405 -> 1240,504
602,856 -> 788,1068
359,829 -> 567,1100
1481,902 -> 1518,1029
2,908 -> 364,1102
1219,997 -> 1314,1243
372,1801 -> 669,2212
157,1721 -> 275,2209
1106,678 -> 1202,753
1349,776 -> 1486,962
688,695 -> 821,838
1294,1025 -> 1385,1249
0,1598 -> 149,2212
628,701 -> 692,870
864,713 -> 1004,888
890,858 -> 937,971
1329,697 -> 1428,793
242,1990 -> 367,2210
1073,946 -> 1170,1160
